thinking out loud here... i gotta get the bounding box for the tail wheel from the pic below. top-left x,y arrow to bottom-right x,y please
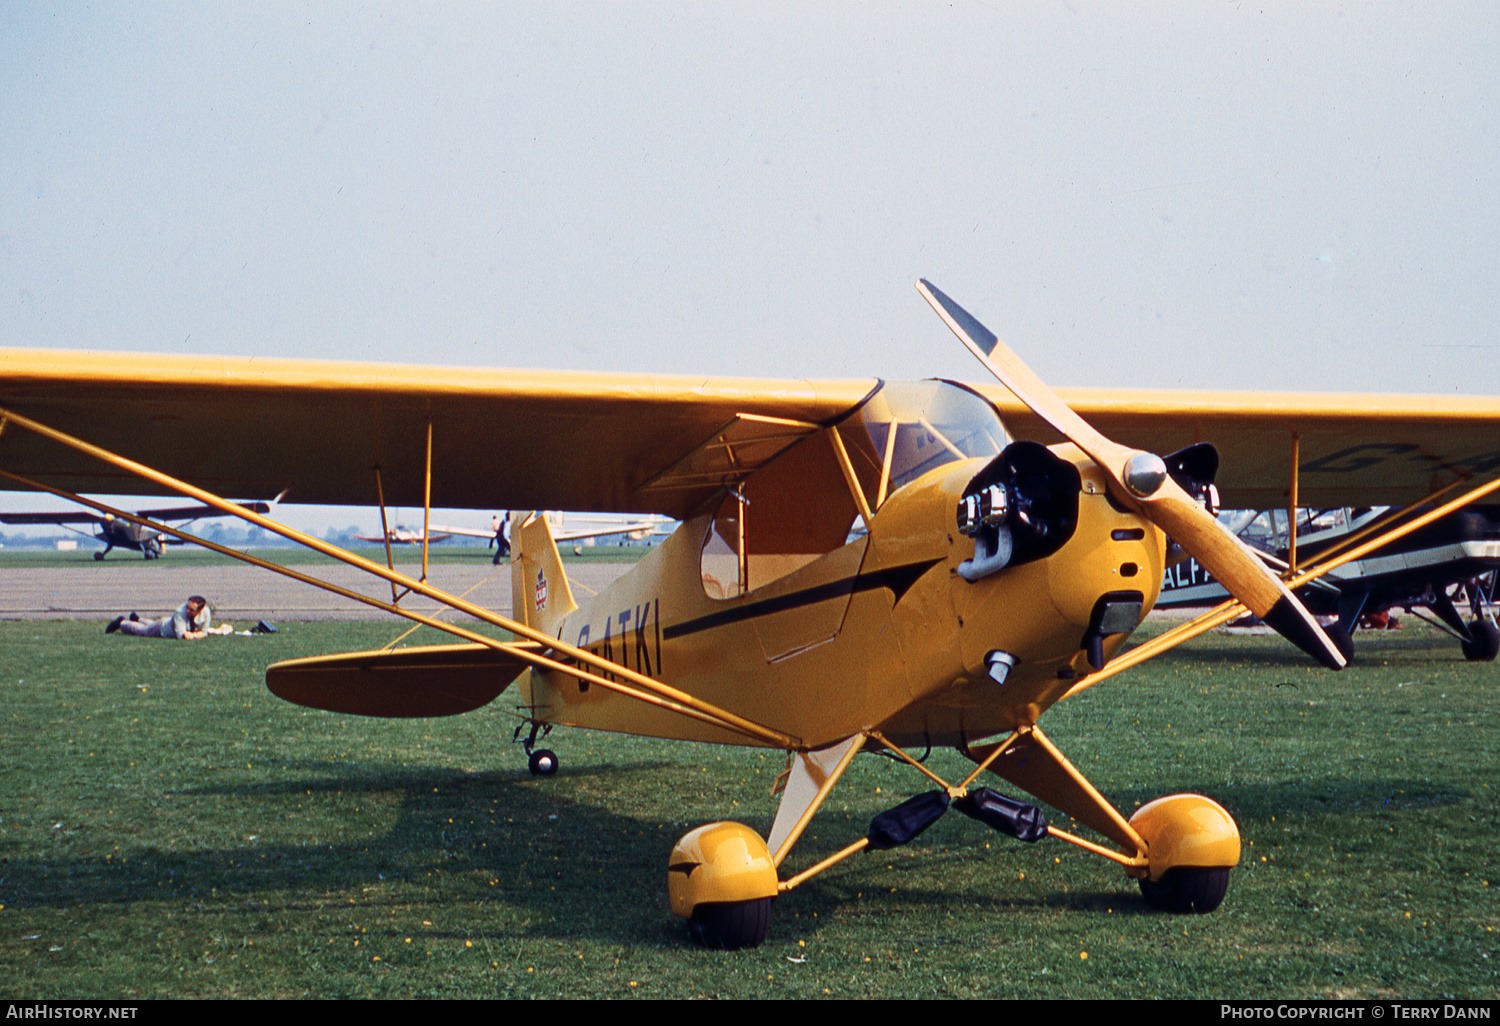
528,749 -> 559,776
1139,866 -> 1231,914
1461,621 -> 1499,662
687,898 -> 771,950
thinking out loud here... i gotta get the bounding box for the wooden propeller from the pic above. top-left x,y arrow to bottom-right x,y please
917,279 -> 1345,670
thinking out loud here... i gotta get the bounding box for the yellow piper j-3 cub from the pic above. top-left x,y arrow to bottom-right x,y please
3,281 -> 1499,949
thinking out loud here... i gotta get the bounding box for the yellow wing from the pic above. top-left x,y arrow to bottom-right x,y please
982,386 -> 1500,509
0,348 -> 875,520
4,348 -> 1498,515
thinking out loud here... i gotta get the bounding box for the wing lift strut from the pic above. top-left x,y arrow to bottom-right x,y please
0,406 -> 800,751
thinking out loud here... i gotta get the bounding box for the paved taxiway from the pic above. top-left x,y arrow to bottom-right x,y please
0,558 -> 635,624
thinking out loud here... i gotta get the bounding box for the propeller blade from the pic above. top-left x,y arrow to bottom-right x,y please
917,280 -> 1345,670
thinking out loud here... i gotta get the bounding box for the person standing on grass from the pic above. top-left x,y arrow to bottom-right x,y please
106,595 -> 212,639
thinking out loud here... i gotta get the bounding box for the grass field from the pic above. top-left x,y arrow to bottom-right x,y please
0,617 -> 1495,999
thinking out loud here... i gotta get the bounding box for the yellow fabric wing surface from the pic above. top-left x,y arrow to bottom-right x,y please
979,386 -> 1500,510
3,348 -> 1498,515
0,349 -> 875,519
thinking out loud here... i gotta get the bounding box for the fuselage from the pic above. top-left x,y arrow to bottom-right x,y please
520,381 -> 1165,749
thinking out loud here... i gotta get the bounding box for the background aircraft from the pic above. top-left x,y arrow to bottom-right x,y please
354,525 -> 454,546
1160,506 -> 1500,662
433,513 -> 671,547
0,501 -> 271,559
355,514 -> 669,549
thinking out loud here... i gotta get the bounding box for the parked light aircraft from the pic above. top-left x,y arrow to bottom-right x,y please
431,513 -> 670,547
3,281 -> 1499,949
0,501 -> 270,559
1160,506 -> 1500,662
356,515 -> 665,547
354,525 -> 454,546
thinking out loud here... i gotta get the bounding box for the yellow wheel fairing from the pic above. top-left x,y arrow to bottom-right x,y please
667,822 -> 778,918
1128,793 -> 1241,882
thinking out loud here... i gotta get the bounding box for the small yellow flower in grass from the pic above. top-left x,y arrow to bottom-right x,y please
465,940 -> 473,948
1080,951 -> 1088,960
629,981 -> 638,988
798,939 -> 806,948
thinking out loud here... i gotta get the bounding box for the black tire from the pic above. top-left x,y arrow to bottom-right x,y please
1139,866 -> 1231,914
1461,621 -> 1500,662
528,748 -> 559,776
687,898 -> 771,950
1327,624 -> 1355,665
93,551 -> 105,561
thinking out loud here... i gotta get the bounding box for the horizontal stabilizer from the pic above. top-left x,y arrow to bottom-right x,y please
267,642 -> 539,718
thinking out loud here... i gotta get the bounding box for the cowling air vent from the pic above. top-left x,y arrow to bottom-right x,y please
957,441 -> 1081,582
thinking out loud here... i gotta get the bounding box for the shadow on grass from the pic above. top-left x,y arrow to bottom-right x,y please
0,759 -> 696,944
0,757 -> 1471,947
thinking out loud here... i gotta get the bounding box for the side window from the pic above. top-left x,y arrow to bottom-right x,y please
699,430 -> 860,599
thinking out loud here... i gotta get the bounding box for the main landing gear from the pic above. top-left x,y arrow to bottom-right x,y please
1461,620 -> 1500,662
668,822 -> 777,950
667,731 -> 1243,949
1128,794 -> 1240,913
1455,573 -> 1499,661
1329,575 -> 1500,663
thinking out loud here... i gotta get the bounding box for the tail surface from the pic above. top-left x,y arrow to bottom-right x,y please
509,510 -> 577,636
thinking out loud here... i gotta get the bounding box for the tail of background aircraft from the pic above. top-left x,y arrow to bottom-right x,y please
509,510 -> 577,636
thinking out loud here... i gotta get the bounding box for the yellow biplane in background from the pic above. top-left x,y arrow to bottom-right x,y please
3,281 -> 1499,949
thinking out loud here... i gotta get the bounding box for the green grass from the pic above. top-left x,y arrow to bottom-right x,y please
0,619 -> 1495,998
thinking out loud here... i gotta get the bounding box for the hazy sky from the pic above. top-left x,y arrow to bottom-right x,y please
3,2 -> 1498,532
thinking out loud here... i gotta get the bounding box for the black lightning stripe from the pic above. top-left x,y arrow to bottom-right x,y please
662,559 -> 942,640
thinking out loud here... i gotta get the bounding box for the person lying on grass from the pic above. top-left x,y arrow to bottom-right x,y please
106,595 -> 214,639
